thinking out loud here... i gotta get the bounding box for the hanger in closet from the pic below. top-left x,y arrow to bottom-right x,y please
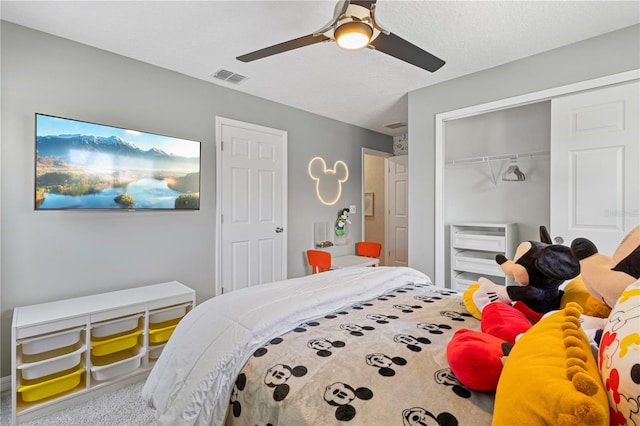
502,158 -> 525,182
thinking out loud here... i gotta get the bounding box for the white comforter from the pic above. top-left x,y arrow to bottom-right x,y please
142,267 -> 431,426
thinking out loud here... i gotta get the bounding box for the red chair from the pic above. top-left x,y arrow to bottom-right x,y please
307,250 -> 332,274
357,242 -> 382,265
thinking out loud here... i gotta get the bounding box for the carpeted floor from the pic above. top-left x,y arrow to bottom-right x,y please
0,380 -> 156,426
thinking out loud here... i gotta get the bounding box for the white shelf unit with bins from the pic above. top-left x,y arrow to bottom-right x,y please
11,281 -> 195,424
450,222 -> 518,291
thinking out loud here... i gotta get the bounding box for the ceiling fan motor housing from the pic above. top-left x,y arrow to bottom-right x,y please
334,3 -> 376,49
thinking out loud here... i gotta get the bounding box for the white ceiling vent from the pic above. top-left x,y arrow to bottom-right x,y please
211,68 -> 249,84
383,121 -> 407,129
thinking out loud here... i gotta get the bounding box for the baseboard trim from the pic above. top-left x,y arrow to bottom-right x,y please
1,375 -> 11,392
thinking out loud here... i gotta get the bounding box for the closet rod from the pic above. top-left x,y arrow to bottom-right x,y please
445,150 -> 549,166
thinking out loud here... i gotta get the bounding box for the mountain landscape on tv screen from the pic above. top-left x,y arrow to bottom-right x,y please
35,134 -> 200,210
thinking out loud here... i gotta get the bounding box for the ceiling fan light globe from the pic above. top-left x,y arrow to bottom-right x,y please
335,21 -> 372,50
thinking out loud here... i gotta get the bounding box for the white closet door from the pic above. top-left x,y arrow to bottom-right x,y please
550,81 -> 639,254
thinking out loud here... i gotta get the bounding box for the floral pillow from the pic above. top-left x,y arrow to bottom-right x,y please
599,279 -> 640,425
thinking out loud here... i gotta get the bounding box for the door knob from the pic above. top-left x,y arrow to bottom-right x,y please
275,227 -> 284,233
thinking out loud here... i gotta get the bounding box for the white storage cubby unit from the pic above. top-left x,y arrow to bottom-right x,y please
450,223 -> 518,291
11,281 -> 195,424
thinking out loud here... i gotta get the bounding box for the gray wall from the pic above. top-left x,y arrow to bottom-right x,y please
0,22 -> 391,377
407,24 -> 640,279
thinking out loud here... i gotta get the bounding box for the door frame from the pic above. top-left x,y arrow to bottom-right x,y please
434,69 -> 639,287
215,116 -> 288,297
361,148 -> 392,263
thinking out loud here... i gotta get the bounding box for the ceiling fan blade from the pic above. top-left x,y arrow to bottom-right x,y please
370,32 -> 445,72
237,34 -> 330,63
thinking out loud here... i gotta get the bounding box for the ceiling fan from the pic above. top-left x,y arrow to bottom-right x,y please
236,0 -> 445,72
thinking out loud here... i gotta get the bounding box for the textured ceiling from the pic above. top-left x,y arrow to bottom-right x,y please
2,1 -> 639,136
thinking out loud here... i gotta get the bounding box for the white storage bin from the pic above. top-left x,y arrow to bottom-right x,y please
19,327 -> 84,356
148,344 -> 166,360
453,251 -> 504,276
91,314 -> 142,338
452,273 -> 478,292
452,272 -> 505,292
452,230 -> 506,252
18,345 -> 85,380
149,303 -> 189,324
90,347 -> 145,381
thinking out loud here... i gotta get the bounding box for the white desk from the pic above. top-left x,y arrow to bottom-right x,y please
331,255 -> 380,269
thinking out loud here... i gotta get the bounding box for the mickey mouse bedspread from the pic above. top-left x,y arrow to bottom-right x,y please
225,277 -> 494,425
142,267 -> 493,426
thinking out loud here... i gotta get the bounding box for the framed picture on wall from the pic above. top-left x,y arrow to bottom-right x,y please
364,192 -> 374,216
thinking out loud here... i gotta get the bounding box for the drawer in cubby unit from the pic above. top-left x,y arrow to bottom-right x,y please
149,303 -> 190,325
91,329 -> 142,357
147,303 -> 190,345
19,327 -> 84,357
90,314 -> 143,357
148,343 -> 166,361
17,365 -> 85,403
18,345 -> 85,381
452,272 -> 505,292
452,250 -> 503,276
91,313 -> 143,339
90,346 -> 146,382
452,230 -> 506,252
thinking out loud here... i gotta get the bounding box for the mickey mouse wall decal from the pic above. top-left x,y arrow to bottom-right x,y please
335,207 -> 351,236
308,157 -> 349,205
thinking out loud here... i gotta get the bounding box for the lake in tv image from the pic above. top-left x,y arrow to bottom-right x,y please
35,114 -> 201,210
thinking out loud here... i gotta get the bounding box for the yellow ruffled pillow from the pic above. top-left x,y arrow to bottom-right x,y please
493,302 -> 609,426
560,276 -> 611,318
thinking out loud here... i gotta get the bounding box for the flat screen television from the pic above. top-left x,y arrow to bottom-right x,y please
35,113 -> 201,210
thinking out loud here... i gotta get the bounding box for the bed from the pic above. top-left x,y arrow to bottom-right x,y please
142,266 -> 626,426
142,267 -> 495,425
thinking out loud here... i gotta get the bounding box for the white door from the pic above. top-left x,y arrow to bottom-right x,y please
550,81 -> 639,254
386,155 -> 408,266
217,118 -> 287,294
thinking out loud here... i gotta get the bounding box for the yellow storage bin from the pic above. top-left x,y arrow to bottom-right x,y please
18,366 -> 84,402
91,329 -> 141,357
148,323 -> 177,345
